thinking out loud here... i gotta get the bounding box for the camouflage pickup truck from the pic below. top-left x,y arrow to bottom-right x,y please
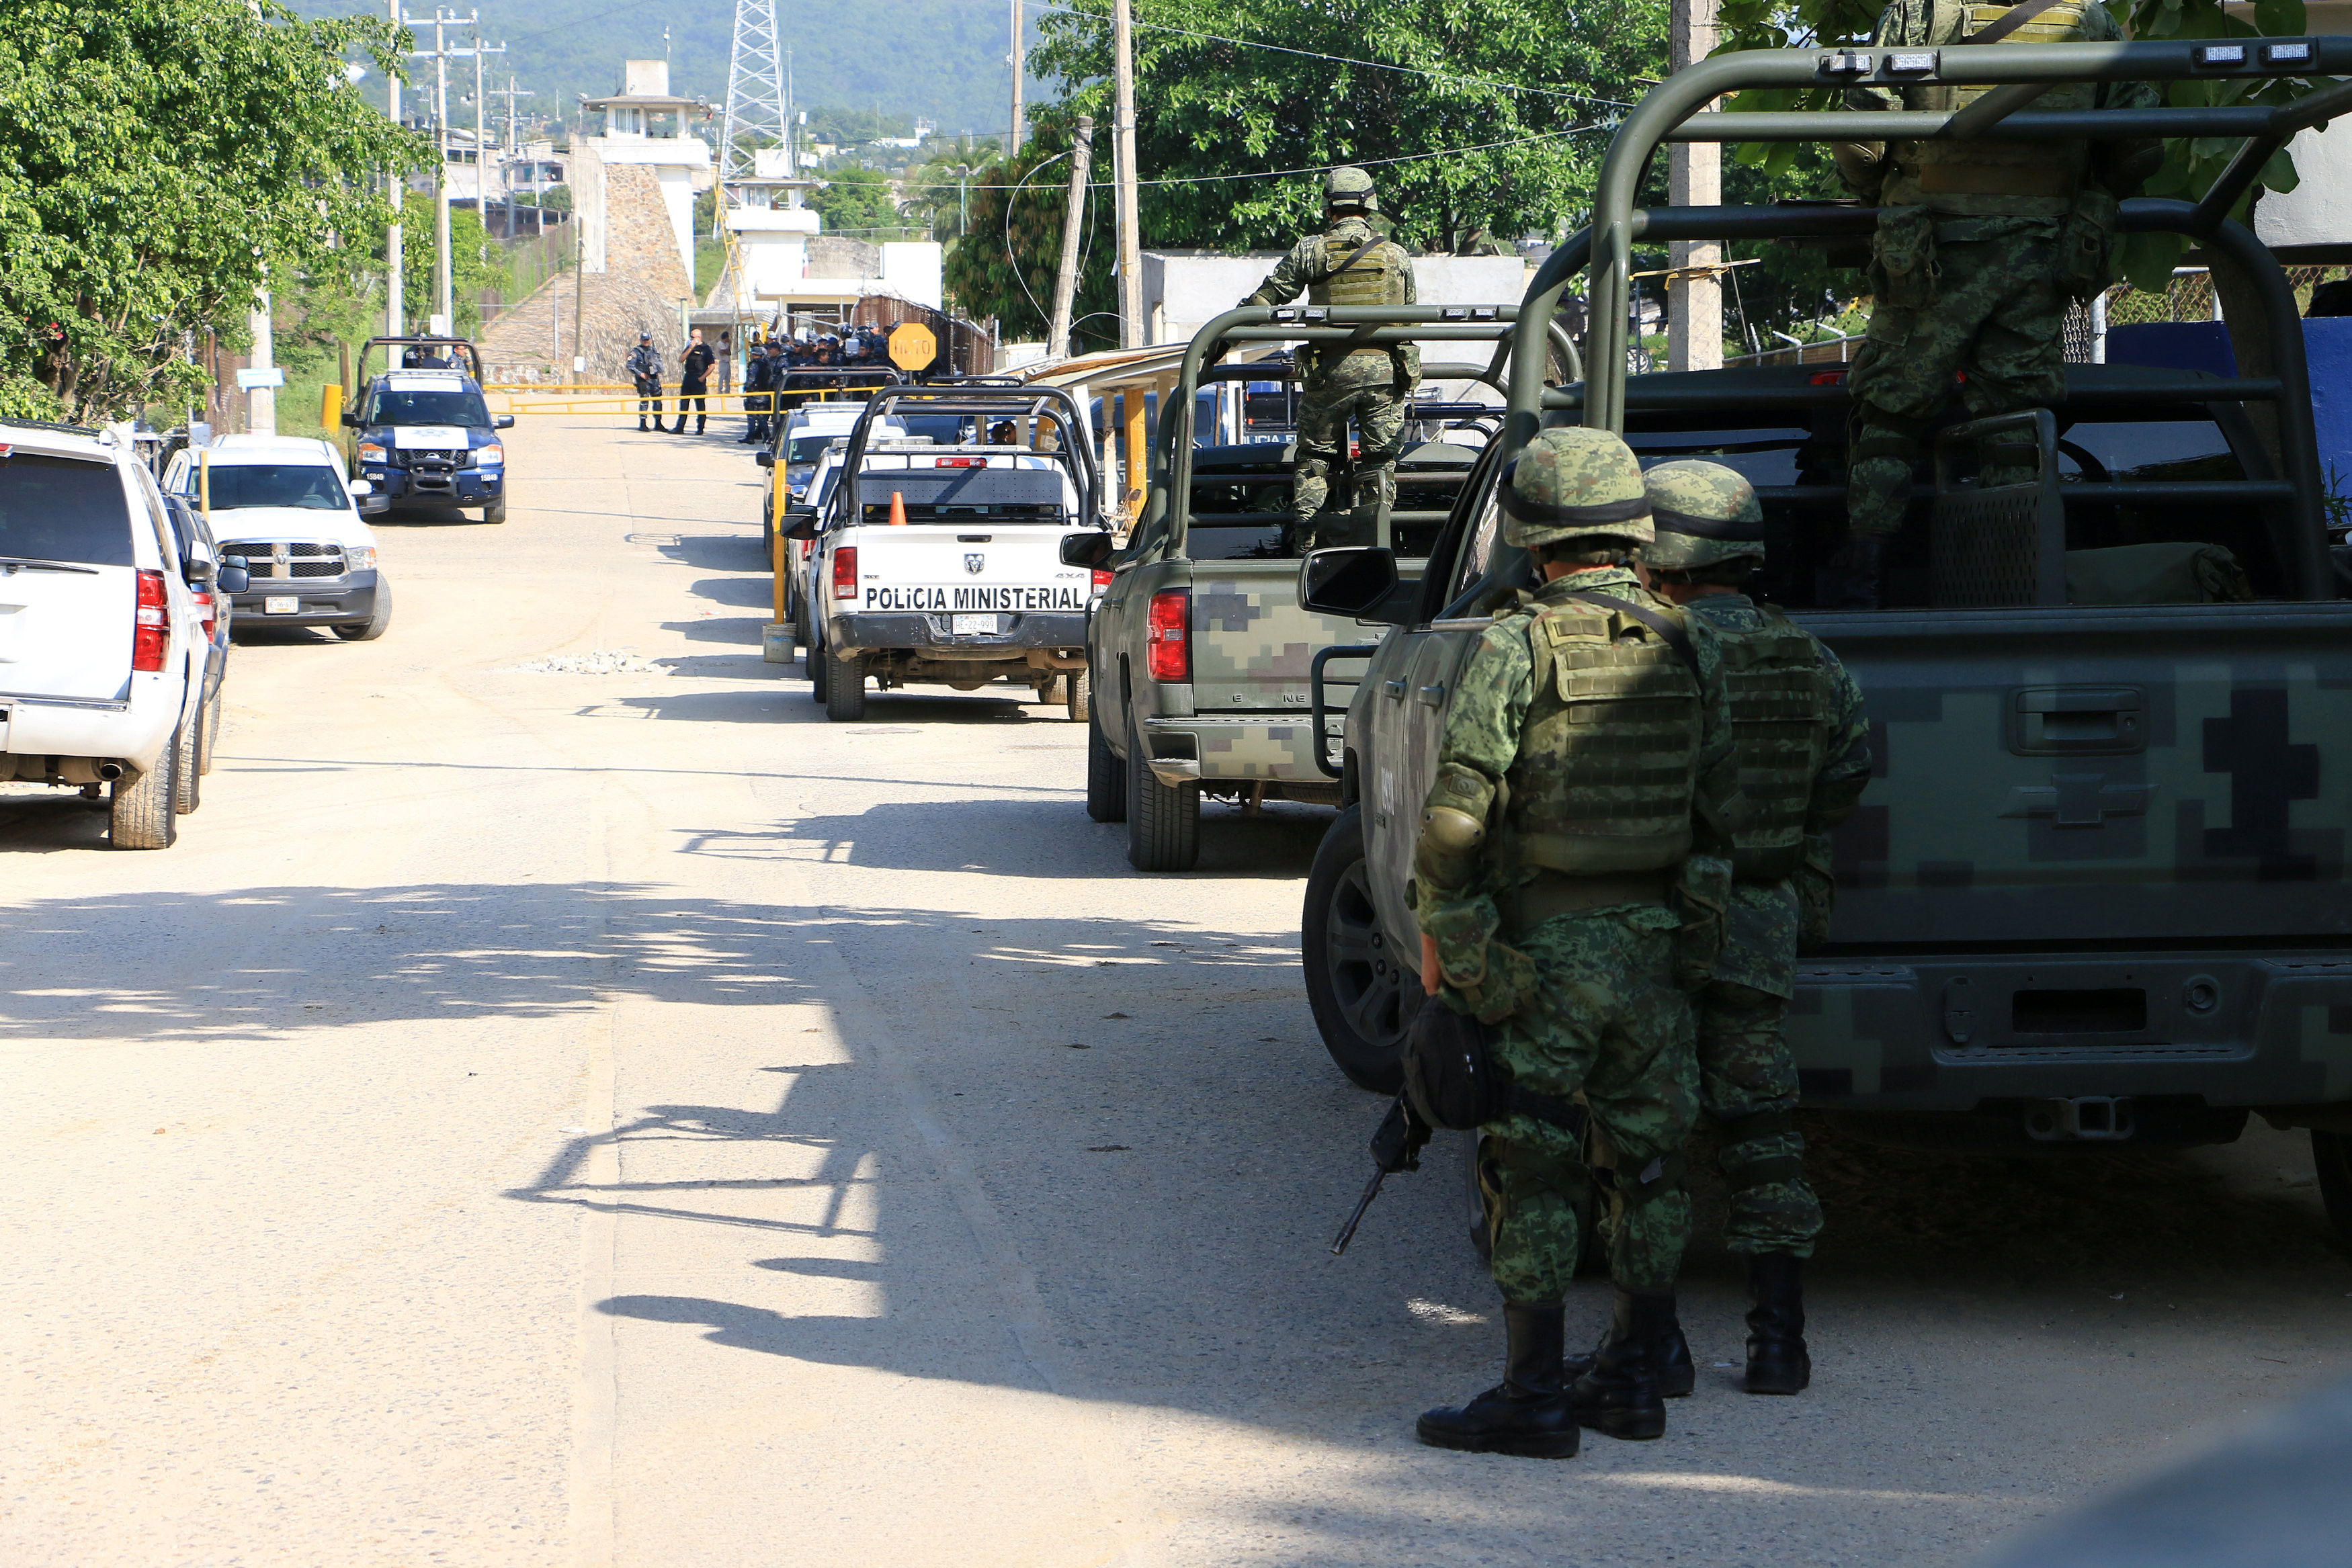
1298,37 -> 2352,1247
1068,309 -> 1572,871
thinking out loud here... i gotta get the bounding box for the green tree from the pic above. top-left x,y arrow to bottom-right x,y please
393,194 -> 511,339
0,0 -> 425,421
945,122 -> 1112,349
1030,0 -> 1665,257
1712,0 -> 2330,291
814,166 -> 907,236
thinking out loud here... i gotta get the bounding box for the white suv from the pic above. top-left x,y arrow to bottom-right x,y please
0,418 -> 221,848
163,435 -> 390,641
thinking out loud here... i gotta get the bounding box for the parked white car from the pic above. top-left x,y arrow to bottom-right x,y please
0,417 -> 227,848
164,434 -> 390,641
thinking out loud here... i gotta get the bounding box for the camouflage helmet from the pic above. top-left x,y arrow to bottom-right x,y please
1324,165 -> 1378,214
1499,427 -> 1653,549
1638,460 -> 1766,570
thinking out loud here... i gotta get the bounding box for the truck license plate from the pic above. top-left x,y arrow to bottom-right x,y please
951,613 -> 999,635
264,597 -> 299,615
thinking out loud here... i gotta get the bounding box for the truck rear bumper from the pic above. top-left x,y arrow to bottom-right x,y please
833,611 -> 1089,659
1140,713 -> 1344,787
1790,947 -> 2352,1119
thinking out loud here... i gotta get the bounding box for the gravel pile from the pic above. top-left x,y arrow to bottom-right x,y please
503,650 -> 662,675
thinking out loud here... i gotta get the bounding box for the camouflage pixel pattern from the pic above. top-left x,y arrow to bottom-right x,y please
1183,562 -> 1398,719
1145,715 -> 1345,783
1411,566 -> 1733,979
1695,979 -> 1823,1258
1845,226 -> 2074,536
1477,908 -> 1698,1303
1293,383 -> 1411,533
1640,460 -> 1765,572
1500,427 -> 1652,550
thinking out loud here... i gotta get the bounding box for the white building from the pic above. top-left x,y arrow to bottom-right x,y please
710,146 -> 945,320
572,60 -> 714,289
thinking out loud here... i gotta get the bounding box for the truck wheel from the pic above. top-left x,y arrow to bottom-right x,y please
825,645 -> 867,721
335,580 -> 394,642
1301,803 -> 1409,1092
1086,700 -> 1126,822
1066,665 -> 1091,724
110,732 -> 179,850
199,679 -> 222,775
808,634 -> 829,701
1034,672 -> 1062,705
1124,713 -> 1198,871
2316,1131 -> 2352,1252
482,495 -> 508,525
173,701 -> 202,815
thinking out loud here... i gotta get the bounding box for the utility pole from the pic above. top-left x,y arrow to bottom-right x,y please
433,10 -> 454,331
386,0 -> 405,338
489,74 -> 534,238
1111,0 -> 1142,349
1008,0 -> 1023,155
1667,0 -> 1722,372
1048,115 -> 1093,356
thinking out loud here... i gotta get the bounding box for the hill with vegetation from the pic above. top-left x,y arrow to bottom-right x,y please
291,0 -> 1045,142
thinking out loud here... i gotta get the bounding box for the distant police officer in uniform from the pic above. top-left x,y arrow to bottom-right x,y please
1413,428 -> 1742,1461
1824,0 -> 2160,607
739,335 -> 771,444
673,327 -> 715,435
1629,460 -> 1874,1396
1241,166 -> 1419,551
626,331 -> 664,433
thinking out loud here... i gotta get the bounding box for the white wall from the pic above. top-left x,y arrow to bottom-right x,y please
2257,124 -> 2352,249
879,243 -> 945,311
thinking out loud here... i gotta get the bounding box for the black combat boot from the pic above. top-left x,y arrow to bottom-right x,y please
1565,1307 -> 1694,1397
1416,1303 -> 1581,1459
1818,534 -> 1887,611
1568,1289 -> 1673,1440
1745,1252 -> 1811,1395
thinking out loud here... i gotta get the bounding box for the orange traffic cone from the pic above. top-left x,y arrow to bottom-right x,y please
889,490 -> 907,526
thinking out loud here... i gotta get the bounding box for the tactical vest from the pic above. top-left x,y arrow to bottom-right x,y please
1712,605 -> 1829,883
1888,0 -> 2096,214
1505,600 -> 1706,875
1310,232 -> 1409,310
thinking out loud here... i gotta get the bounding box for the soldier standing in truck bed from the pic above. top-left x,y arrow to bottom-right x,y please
1240,167 -> 1419,552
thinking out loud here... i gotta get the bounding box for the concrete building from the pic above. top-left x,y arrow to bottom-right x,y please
706,146 -> 946,328
1140,252 -> 1529,349
572,60 -> 714,295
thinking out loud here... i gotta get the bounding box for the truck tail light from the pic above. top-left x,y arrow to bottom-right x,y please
1146,587 -> 1189,682
192,588 -> 216,642
832,544 -> 858,601
133,569 -> 169,672
1091,567 -> 1114,591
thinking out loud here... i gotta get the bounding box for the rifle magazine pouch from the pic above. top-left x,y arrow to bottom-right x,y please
1402,1000 -> 1507,1131
2056,186 -> 2120,300
1872,204 -> 1939,311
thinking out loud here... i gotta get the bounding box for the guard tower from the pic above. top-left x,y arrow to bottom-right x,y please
572,60 -> 712,292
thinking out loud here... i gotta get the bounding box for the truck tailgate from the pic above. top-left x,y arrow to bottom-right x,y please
1814,603 -> 2352,947
844,525 -> 1091,619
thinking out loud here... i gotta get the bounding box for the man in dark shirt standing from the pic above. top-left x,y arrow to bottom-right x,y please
673,328 -> 716,435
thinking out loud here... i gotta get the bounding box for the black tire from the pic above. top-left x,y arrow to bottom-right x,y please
1124,712 -> 1199,871
2316,1131 -> 2352,1252
172,699 -> 202,815
1066,664 -> 1091,724
335,579 -> 393,641
199,676 -> 222,775
482,494 -> 508,525
1300,803 -> 1410,1091
808,631 -> 829,701
1086,701 -> 1126,822
110,732 -> 179,850
1035,672 -> 1062,705
825,644 -> 866,721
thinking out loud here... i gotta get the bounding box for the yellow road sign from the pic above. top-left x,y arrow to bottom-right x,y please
889,322 -> 937,372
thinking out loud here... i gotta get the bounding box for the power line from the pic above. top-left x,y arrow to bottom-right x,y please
1009,0 -> 1640,112
891,124 -> 1606,194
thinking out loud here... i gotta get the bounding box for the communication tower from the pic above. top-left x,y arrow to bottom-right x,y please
718,0 -> 790,212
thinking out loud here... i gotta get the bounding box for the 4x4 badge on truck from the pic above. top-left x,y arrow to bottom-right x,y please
964,554 -> 984,575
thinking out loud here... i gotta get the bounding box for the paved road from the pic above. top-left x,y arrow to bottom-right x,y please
4,412 -> 2347,1566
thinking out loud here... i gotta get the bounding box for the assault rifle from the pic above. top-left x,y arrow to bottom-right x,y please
1328,1092 -> 1433,1255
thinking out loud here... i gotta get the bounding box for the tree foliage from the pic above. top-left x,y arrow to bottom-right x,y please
0,0 -> 424,421
944,120 -> 1116,350
1712,0 -> 2331,291
813,166 -> 909,236
1030,0 -> 1665,259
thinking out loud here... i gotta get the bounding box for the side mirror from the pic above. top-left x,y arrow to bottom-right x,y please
340,409 -> 362,427
1059,531 -> 1114,569
347,478 -> 374,497
216,559 -> 251,595
1299,546 -> 1408,621
782,511 -> 823,541
495,415 -> 515,429
755,451 -> 775,468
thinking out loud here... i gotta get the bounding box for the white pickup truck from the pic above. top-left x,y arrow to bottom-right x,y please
792,385 -> 1107,722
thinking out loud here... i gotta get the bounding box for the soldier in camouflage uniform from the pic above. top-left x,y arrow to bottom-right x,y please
1630,460 -> 1873,1396
1824,0 -> 2161,608
1241,167 -> 1419,551
1413,428 -> 1742,1460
